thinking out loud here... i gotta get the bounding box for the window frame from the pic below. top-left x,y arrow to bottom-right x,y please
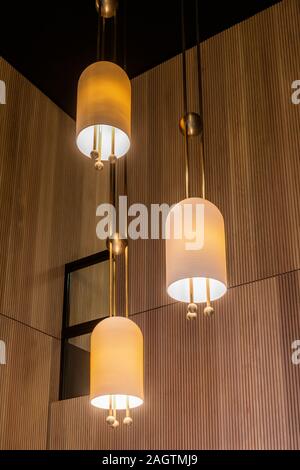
59,249 -> 110,400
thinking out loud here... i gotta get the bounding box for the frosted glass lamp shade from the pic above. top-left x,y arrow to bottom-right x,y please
165,197 -> 227,303
76,61 -> 131,160
90,316 -> 144,410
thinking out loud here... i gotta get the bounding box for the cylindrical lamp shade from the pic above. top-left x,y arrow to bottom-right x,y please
90,316 -> 144,410
76,61 -> 131,160
166,197 -> 227,303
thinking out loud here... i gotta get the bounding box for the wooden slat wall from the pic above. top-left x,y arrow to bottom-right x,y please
0,52 -> 109,447
0,314 -> 60,449
0,59 -> 109,338
49,0 -> 300,450
49,270 -> 300,450
203,0 -> 300,288
124,0 -> 300,317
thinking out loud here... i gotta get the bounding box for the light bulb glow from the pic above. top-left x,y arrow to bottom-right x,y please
77,124 -> 130,160
91,394 -> 143,410
76,61 -> 131,160
167,277 -> 227,303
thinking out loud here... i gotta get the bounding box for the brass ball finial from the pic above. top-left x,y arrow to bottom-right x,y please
123,416 -> 133,426
186,302 -> 197,320
106,233 -> 128,256
109,154 -> 117,164
204,305 -> 214,317
179,112 -> 202,137
106,415 -> 115,426
94,159 -> 104,171
96,0 -> 118,18
90,150 -> 99,159
90,150 -> 104,171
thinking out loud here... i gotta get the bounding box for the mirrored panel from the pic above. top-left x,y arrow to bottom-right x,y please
62,333 -> 91,400
69,260 -> 109,326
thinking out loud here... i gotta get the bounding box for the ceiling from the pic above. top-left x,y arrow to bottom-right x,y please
0,0 -> 281,119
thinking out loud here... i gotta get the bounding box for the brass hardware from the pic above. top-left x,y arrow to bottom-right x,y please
204,305 -> 214,316
187,303 -> 197,320
125,245 -> 129,318
96,0 -> 118,18
123,396 -> 132,425
94,159 -> 104,171
90,150 -> 99,160
106,415 -> 115,426
123,416 -> 133,425
204,278 -> 214,316
187,278 -> 197,319
179,112 -> 202,137
106,233 -> 128,256
90,125 -> 104,170
109,154 -> 117,164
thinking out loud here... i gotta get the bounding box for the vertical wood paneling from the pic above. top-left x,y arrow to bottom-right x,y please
126,55 -> 185,315
1,0 -> 300,451
122,0 -> 300,317
0,59 -> 110,337
49,270 -> 300,450
203,0 -> 300,288
49,0 -> 300,450
0,56 -> 111,447
0,39 -> 111,447
0,314 -> 60,449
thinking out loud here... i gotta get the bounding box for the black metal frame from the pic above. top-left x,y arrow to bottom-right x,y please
59,249 -> 109,400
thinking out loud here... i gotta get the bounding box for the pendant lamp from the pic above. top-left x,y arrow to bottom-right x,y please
166,198 -> 227,309
165,0 -> 227,319
90,316 -> 144,413
76,0 -> 131,170
90,227 -> 144,428
89,1 -> 143,428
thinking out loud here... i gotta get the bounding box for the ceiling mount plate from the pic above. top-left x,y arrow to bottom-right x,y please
95,0 -> 118,18
179,112 -> 202,137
